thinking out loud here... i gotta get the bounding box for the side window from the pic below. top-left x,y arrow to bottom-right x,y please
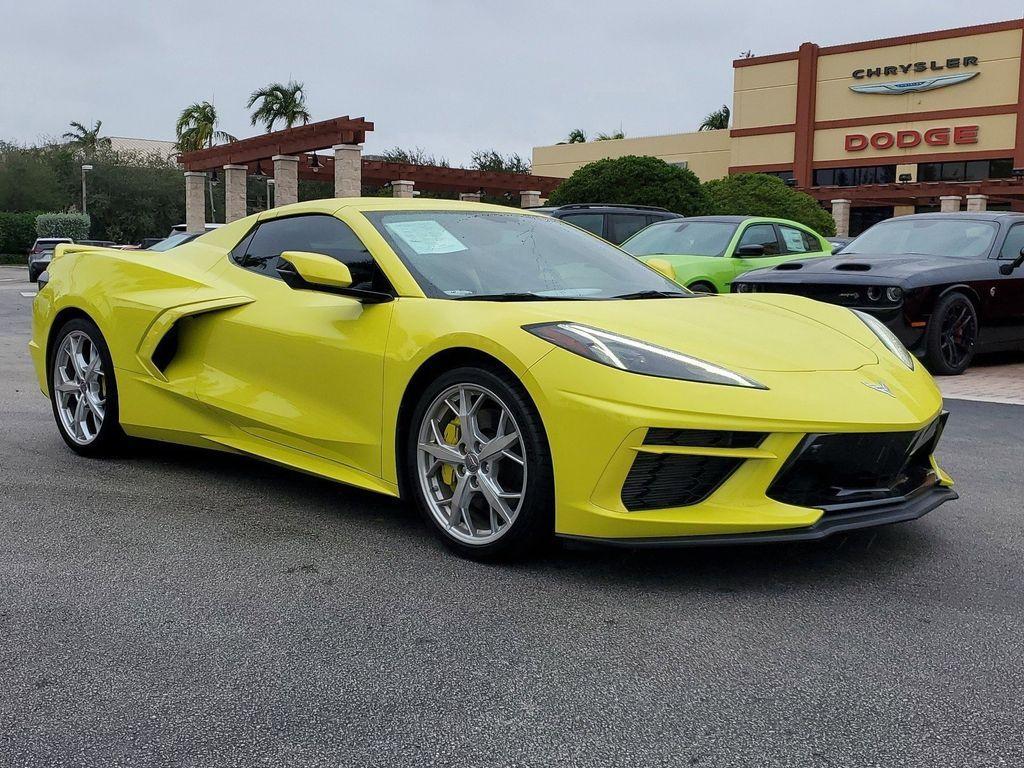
999,223 -> 1024,260
736,224 -> 781,256
560,213 -> 604,237
779,225 -> 812,254
607,214 -> 650,244
802,230 -> 823,252
234,214 -> 390,291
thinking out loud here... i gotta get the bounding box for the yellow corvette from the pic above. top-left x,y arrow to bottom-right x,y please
30,199 -> 956,558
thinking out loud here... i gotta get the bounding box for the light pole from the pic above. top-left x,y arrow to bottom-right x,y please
81,164 -> 93,214
267,178 -> 275,210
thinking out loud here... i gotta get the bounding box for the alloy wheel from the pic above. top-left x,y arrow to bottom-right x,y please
53,330 -> 106,445
939,300 -> 977,370
416,383 -> 527,545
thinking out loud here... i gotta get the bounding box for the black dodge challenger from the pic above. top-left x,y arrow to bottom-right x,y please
732,213 -> 1024,375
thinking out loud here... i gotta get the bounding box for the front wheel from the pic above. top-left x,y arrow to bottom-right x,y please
49,318 -> 124,455
688,281 -> 717,294
406,366 -> 554,560
924,292 -> 978,375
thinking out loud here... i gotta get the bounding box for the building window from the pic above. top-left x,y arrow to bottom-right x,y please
813,165 -> 896,187
917,158 -> 1012,183
757,170 -> 793,181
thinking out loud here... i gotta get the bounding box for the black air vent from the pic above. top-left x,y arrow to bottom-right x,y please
622,454 -> 743,511
774,262 -> 804,270
644,428 -> 765,449
151,322 -> 180,372
834,262 -> 870,271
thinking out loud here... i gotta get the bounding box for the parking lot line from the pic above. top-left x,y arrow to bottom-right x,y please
20,291 -> 37,298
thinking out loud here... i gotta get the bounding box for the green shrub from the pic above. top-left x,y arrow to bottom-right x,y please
546,155 -> 708,216
36,212 -> 91,241
0,211 -> 45,253
703,173 -> 836,236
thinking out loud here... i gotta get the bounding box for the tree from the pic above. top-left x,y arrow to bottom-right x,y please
247,80 -> 311,133
62,121 -> 111,156
546,155 -> 708,215
174,102 -> 236,152
470,150 -> 531,174
595,129 -> 626,141
565,129 -> 587,144
699,105 -> 730,131
377,146 -> 450,167
703,173 -> 836,235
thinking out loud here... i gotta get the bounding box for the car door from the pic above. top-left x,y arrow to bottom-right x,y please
729,222 -> 784,288
991,222 -> 1024,342
193,213 -> 396,477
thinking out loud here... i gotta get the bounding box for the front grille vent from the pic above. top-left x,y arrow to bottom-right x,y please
644,428 -> 765,449
622,454 -> 742,511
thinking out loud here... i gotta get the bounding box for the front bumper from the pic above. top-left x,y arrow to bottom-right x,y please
527,347 -> 952,541
561,485 -> 957,547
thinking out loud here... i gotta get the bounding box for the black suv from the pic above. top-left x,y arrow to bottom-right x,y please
528,204 -> 681,245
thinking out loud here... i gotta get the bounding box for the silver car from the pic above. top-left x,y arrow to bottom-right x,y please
28,238 -> 73,282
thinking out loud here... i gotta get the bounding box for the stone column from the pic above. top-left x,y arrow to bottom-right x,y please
520,190 -> 541,208
333,144 -> 362,198
223,164 -> 248,223
392,180 -> 415,198
965,194 -> 988,212
272,155 -> 300,207
940,195 -> 962,213
184,171 -> 207,233
459,192 -> 482,203
830,199 -> 851,237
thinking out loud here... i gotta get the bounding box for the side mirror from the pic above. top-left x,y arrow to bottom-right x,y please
1000,248 -> 1024,276
276,251 -> 393,303
735,243 -> 766,257
644,257 -> 676,281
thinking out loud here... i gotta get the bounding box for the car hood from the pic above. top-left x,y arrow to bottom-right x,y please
741,253 -> 967,282
495,294 -> 878,373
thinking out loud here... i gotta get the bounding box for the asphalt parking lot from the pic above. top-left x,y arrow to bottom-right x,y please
1,264 -> 1022,767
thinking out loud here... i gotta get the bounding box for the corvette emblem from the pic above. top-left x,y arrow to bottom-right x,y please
864,381 -> 894,397
850,72 -> 978,95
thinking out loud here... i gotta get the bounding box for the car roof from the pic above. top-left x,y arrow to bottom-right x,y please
541,203 -> 676,214
878,211 -> 1024,223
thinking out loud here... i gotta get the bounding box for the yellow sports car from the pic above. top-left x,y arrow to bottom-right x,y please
30,199 -> 956,558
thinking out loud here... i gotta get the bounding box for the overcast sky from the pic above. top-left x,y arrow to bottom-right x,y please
3,1 -> 1023,166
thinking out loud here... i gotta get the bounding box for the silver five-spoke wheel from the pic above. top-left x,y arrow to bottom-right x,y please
53,330 -> 106,445
416,383 -> 527,546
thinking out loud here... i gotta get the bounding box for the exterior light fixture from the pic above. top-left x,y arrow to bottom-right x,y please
898,173 -> 912,183
209,169 -> 220,184
784,177 -> 797,187
309,153 -> 321,172
1012,168 -> 1024,178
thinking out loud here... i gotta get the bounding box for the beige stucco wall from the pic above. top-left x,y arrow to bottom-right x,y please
815,29 -> 1022,122
730,132 -> 795,169
732,59 -> 799,129
813,112 -> 1016,163
531,130 -> 731,181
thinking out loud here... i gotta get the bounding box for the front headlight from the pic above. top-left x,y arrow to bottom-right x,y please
524,322 -> 766,389
853,310 -> 914,370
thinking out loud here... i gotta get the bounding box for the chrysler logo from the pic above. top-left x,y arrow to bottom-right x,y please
850,72 -> 979,95
864,381 -> 894,397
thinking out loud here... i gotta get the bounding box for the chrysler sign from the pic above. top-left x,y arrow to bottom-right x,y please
845,125 -> 979,152
850,56 -> 979,94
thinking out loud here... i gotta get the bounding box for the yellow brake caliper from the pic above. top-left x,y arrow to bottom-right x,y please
441,419 -> 461,488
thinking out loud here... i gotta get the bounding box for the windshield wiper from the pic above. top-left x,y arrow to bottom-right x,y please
454,292 -> 588,301
612,290 -> 689,299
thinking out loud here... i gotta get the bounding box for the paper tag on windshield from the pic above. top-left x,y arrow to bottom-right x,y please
385,220 -> 467,255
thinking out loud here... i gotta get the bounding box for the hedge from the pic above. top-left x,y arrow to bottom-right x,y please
36,212 -> 90,241
0,211 -> 45,254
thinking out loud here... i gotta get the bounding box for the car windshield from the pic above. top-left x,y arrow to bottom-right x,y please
147,232 -> 197,251
843,219 -> 998,258
622,221 -> 738,257
366,211 -> 689,300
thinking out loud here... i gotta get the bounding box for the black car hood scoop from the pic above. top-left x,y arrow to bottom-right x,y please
834,262 -> 871,271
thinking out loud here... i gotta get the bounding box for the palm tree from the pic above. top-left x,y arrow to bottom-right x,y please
62,120 -> 111,155
699,105 -> 731,131
595,129 -> 625,141
566,129 -> 587,144
247,80 -> 312,133
174,101 -> 236,153
175,101 -> 237,222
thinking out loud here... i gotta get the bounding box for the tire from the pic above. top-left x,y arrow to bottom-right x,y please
48,317 -> 125,455
28,266 -> 40,283
924,292 -> 978,376
405,365 -> 554,560
688,281 -> 717,294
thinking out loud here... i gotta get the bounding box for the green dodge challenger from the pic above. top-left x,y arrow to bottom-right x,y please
622,215 -> 832,293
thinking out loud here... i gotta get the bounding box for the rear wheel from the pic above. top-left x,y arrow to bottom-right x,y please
688,281 -> 717,294
406,366 -> 554,560
49,318 -> 124,455
924,292 -> 978,376
28,266 -> 40,283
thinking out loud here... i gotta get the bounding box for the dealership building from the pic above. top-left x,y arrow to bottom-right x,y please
532,18 -> 1024,235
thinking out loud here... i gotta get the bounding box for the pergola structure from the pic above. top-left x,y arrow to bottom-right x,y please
804,179 -> 1024,236
177,116 -> 563,232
